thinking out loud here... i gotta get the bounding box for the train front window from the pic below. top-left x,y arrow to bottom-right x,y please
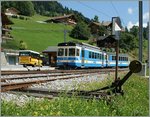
65,48 -> 68,56
69,48 -> 75,56
58,48 -> 64,56
76,49 -> 80,56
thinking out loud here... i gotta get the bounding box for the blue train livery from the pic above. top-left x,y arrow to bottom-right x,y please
57,42 -> 129,69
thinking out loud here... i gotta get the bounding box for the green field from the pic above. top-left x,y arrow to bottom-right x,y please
2,14 -> 87,52
1,74 -> 149,116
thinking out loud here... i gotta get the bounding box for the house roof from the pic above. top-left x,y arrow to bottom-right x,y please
101,21 -> 112,26
5,7 -> 20,14
45,14 -> 77,23
90,21 -> 112,27
42,46 -> 58,53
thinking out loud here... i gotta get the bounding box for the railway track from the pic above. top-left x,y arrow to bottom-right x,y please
9,87 -> 112,100
1,68 -> 128,75
1,68 -> 128,93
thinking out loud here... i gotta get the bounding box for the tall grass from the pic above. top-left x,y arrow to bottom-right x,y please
1,74 -> 149,116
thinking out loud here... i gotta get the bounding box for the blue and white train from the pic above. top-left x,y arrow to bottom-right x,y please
57,42 -> 130,69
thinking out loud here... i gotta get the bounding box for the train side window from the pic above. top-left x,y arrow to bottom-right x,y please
105,55 -> 107,60
89,52 -> 91,58
100,54 -> 102,60
76,49 -> 79,56
58,48 -> 64,56
95,53 -> 97,59
69,48 -> 75,56
112,56 -> 115,60
97,53 -> 100,59
65,48 -> 68,56
92,52 -> 94,59
102,55 -> 104,60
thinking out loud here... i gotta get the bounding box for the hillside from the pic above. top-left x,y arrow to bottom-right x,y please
2,15 -> 88,52
2,14 -> 148,63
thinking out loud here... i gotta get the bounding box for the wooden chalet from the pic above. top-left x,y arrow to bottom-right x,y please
96,35 -> 116,48
1,13 -> 13,43
5,7 -> 20,16
89,21 -> 112,36
45,14 -> 77,25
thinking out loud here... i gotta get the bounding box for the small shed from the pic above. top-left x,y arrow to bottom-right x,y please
42,46 -> 58,66
1,49 -> 19,65
45,14 -> 77,25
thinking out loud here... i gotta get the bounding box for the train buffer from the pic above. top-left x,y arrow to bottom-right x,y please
75,60 -> 142,98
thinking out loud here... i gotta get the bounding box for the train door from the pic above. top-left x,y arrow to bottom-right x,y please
81,48 -> 84,67
105,54 -> 108,67
65,48 -> 68,64
102,53 -> 104,67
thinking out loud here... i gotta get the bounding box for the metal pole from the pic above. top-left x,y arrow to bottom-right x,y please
115,40 -> 119,81
64,23 -> 66,42
147,22 -> 150,68
0,1 -> 1,77
139,1 -> 143,62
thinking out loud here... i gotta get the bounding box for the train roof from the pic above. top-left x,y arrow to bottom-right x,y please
58,42 -> 101,50
107,52 -> 128,56
19,50 -> 40,54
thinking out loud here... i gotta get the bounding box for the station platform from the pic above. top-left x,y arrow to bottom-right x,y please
1,65 -> 55,71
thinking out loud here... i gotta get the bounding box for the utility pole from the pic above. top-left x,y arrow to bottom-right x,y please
148,22 -> 150,68
139,1 -> 143,62
64,23 -> 67,43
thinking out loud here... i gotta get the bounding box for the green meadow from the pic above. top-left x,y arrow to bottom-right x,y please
2,14 -> 87,52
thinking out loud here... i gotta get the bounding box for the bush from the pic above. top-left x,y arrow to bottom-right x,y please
19,16 -> 25,20
19,40 -> 27,50
12,15 -> 18,19
70,21 -> 91,40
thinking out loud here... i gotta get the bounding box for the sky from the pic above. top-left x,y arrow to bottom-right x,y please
58,0 -> 149,30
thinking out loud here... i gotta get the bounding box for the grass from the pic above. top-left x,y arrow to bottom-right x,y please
2,15 -> 88,52
1,74 -> 149,116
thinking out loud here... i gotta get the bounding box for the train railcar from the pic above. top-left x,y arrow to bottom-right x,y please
57,42 -> 107,69
107,53 -> 129,67
19,50 -> 42,67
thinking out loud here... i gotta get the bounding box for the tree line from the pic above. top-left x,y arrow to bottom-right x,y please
2,1 -> 148,53
1,1 -> 90,23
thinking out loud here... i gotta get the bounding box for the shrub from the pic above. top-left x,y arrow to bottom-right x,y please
70,21 -> 91,40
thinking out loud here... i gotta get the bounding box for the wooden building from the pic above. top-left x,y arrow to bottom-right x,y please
42,46 -> 58,66
45,14 -> 77,25
1,13 -> 13,43
5,7 -> 20,16
89,21 -> 112,36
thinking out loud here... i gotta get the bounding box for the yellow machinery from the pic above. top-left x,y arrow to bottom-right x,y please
19,50 -> 42,67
